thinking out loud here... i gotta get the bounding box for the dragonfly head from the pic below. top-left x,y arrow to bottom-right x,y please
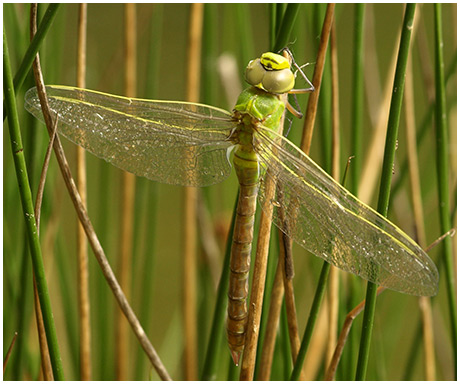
245,52 -> 295,95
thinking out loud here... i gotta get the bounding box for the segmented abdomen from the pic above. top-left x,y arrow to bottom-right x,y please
227,147 -> 259,364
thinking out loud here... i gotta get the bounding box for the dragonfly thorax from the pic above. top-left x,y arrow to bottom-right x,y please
232,87 -> 285,136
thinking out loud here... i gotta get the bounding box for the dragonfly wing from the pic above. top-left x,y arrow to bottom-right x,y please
25,85 -> 236,186
254,127 -> 438,296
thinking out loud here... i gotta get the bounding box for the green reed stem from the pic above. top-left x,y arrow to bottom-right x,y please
3,25 -> 64,380
272,4 -> 301,52
355,4 -> 416,380
342,5 -> 366,379
350,3 -> 365,194
290,262 -> 330,380
433,4 -> 457,371
14,4 -> 60,90
3,3 -> 60,121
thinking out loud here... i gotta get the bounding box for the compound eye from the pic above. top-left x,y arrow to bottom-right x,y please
262,67 -> 295,94
245,58 -> 265,87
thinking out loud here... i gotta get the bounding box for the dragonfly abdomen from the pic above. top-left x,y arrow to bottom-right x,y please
227,147 -> 260,364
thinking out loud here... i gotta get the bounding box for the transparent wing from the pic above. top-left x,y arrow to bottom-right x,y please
254,127 -> 438,296
25,85 -> 237,186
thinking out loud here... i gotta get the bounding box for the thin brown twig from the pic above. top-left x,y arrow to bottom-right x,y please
324,286 -> 386,380
425,229 -> 456,254
281,237 -> 305,380
30,11 -> 171,383
32,115 -> 58,381
275,180 -> 304,379
116,4 -> 137,380
300,3 -> 335,154
257,210 -> 306,380
183,3 -> 203,380
3,332 -> 18,374
239,174 -> 278,380
34,116 -> 58,229
32,277 -> 53,380
325,17 -> 340,371
75,3 -> 92,380
256,247 -> 285,380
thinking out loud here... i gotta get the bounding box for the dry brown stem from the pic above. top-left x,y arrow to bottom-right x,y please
183,3 -> 203,380
75,3 -> 92,380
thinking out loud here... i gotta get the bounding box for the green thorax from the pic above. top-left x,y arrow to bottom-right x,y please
233,86 -> 285,134
230,86 -> 286,184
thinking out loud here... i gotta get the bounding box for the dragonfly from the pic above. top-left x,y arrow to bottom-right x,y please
25,49 -> 439,365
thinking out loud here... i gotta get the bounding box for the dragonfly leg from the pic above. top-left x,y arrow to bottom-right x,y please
280,47 -> 315,94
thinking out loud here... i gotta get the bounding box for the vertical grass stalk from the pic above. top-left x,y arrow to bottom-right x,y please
355,4 -> 417,380
350,4 -> 365,195
290,263 -> 331,380
433,4 -> 457,369
272,4 -> 301,53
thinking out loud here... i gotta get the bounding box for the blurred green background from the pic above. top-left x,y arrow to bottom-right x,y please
3,3 -> 457,380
